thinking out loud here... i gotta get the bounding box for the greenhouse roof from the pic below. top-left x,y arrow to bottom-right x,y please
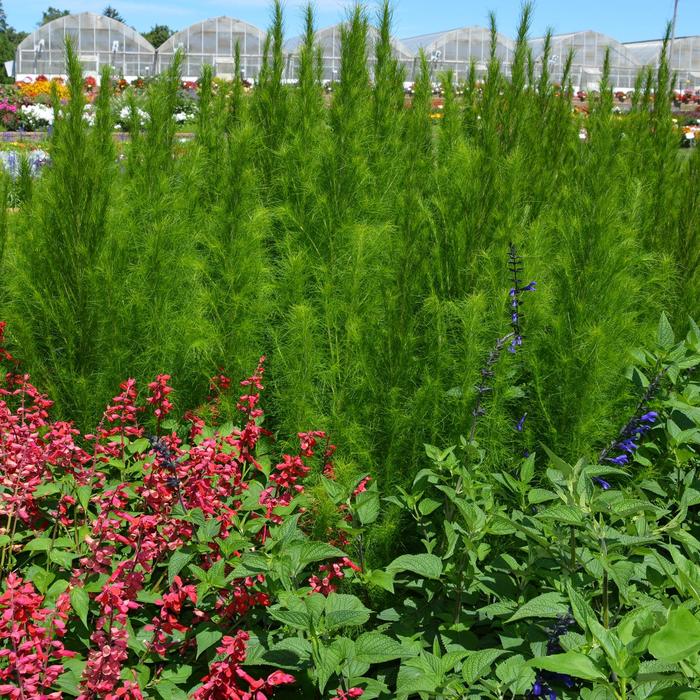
16,12 -> 155,78
158,17 -> 266,55
284,24 -> 414,61
402,26 -> 515,56
528,31 -> 639,69
17,12 -> 156,55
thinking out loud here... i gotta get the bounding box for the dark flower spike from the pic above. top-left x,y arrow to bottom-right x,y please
593,477 -> 611,490
507,243 -> 536,356
516,413 -> 527,432
596,368 -> 666,490
469,331 -> 514,441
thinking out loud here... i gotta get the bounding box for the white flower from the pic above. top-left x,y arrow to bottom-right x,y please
20,103 -> 54,126
83,104 -> 96,126
174,111 -> 188,123
118,106 -> 149,124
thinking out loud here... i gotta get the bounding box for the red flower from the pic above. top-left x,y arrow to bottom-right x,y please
147,374 -> 173,423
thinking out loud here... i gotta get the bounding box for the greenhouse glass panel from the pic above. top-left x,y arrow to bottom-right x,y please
15,12 -> 156,80
530,31 -> 641,90
625,36 -> 700,88
403,27 -> 514,81
284,24 -> 415,83
157,17 -> 266,81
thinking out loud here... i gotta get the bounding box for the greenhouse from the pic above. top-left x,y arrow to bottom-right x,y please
624,36 -> 700,90
156,17 -> 267,81
14,12 -> 156,81
284,25 -> 415,83
529,31 -> 640,90
402,26 -> 515,81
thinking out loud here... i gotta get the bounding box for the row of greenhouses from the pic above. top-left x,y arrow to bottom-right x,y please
13,11 -> 700,89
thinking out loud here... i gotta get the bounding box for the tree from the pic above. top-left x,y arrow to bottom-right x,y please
103,6 -> 125,23
40,7 -> 69,26
0,28 -> 28,82
142,24 -> 174,49
0,1 -> 7,32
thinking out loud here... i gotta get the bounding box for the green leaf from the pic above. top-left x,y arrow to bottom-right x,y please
528,488 -> 558,504
649,607 -> 700,662
396,662 -> 439,698
506,592 -> 569,623
354,633 -> 407,664
296,541 -> 347,569
567,581 -> 595,633
167,549 -> 194,585
264,637 -> 312,667
647,689 -> 699,700
267,608 -> 312,631
324,593 -> 372,630
658,312 -> 675,350
496,654 -> 536,694
34,483 -> 62,497
23,537 -> 53,552
387,553 -> 443,580
355,489 -> 380,526
161,664 -> 193,684
196,626 -> 223,659
536,504 -> 584,526
520,454 -> 535,484
418,498 -> 442,516
366,569 -> 395,593
76,485 -> 92,512
154,679 -> 188,700
528,652 -> 607,681
313,642 -> 342,693
49,549 -> 75,569
462,649 -> 509,684
27,565 -> 55,594
70,587 -> 90,627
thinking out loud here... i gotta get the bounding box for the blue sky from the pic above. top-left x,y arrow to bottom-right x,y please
6,0 -> 700,42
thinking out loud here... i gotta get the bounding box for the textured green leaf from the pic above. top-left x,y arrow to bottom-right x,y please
506,592 -> 569,623
161,664 -> 192,684
155,679 -> 188,700
462,649 -> 509,684
355,489 -> 380,526
528,652 -> 607,681
324,593 -> 371,630
658,312 -> 675,350
649,607 -> 700,662
647,688 -> 699,700
366,569 -> 395,593
496,654 -> 536,694
264,637 -> 312,667
313,642 -> 342,693
49,549 -> 75,569
355,632 -> 407,664
528,488 -> 558,504
267,608 -> 312,630
396,662 -> 439,698
536,504 -> 584,526
23,537 -> 53,551
167,549 -> 193,585
196,626 -> 223,659
387,553 -> 443,580
567,581 -> 595,633
70,586 -> 90,627
295,541 -> 347,569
